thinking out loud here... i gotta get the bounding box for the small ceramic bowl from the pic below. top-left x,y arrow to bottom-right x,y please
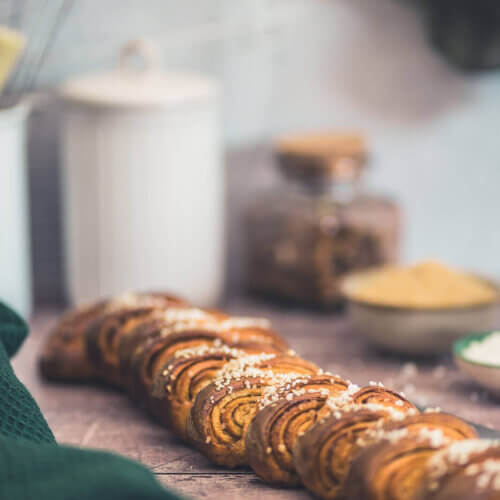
341,270 -> 499,355
454,332 -> 500,394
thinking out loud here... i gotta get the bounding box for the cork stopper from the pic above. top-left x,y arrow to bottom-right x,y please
275,132 -> 367,186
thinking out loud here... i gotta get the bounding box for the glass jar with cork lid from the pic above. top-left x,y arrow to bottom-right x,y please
245,132 -> 400,308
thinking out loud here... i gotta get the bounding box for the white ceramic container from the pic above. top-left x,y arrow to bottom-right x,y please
59,40 -> 224,306
0,103 -> 32,318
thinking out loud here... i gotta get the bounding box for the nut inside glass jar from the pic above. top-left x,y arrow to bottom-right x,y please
245,133 -> 400,309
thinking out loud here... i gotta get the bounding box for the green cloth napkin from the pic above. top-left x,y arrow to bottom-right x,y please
0,302 -> 183,500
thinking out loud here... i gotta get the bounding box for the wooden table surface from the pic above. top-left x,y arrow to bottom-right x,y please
12,299 -> 500,499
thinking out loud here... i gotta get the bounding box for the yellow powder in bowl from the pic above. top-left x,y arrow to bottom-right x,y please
349,260 -> 498,309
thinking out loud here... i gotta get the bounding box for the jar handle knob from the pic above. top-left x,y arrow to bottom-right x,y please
119,39 -> 162,74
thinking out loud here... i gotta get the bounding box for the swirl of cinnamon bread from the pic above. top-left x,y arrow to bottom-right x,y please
350,384 -> 417,412
116,307 -> 220,388
245,373 -> 349,485
378,412 -> 477,447
343,426 -> 461,500
39,292 -> 186,383
84,294 -> 186,387
150,344 -> 250,440
294,400 -> 417,499
186,354 -> 319,467
39,300 -> 108,381
126,317 -> 289,406
214,317 -> 288,353
417,439 -> 500,500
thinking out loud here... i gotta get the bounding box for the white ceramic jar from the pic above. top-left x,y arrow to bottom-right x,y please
59,40 -> 224,306
0,103 -> 32,318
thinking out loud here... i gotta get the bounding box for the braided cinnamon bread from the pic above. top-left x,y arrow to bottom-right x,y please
245,373 -> 349,485
38,290 -> 492,500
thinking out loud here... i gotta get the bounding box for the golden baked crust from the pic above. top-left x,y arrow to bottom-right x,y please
342,418 -> 477,500
187,355 -> 319,467
86,306 -> 170,387
38,301 -> 108,381
150,345 -> 249,440
350,385 -> 417,412
294,403 -> 416,500
417,440 -> 500,500
245,374 -> 349,486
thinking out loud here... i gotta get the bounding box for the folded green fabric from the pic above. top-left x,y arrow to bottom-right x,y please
0,302 -> 183,500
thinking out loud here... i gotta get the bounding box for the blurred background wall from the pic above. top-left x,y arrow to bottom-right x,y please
23,0 -> 500,304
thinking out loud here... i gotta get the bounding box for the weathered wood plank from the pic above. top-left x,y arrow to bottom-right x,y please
157,473 -> 312,499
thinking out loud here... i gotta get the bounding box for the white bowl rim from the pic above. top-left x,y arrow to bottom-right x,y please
454,332 -> 500,370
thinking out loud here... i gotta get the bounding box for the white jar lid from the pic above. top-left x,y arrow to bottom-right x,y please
60,39 -> 216,108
